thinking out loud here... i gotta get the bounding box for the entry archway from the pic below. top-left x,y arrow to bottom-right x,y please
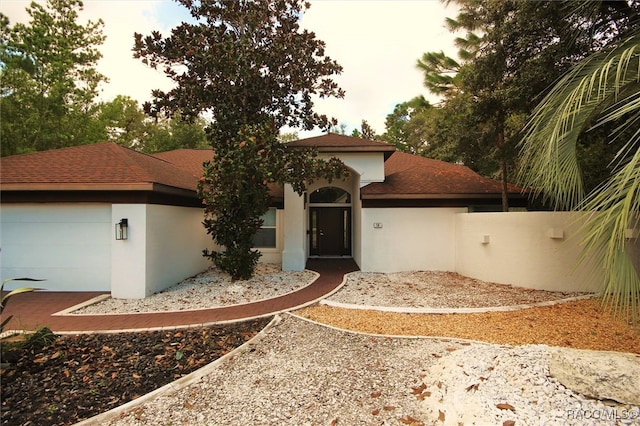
309,187 -> 351,256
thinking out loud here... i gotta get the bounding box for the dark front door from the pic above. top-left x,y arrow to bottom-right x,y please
310,207 -> 351,256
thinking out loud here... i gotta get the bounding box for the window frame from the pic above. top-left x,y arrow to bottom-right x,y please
252,207 -> 277,248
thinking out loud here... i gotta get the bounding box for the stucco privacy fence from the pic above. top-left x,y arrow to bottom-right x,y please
454,211 -> 640,293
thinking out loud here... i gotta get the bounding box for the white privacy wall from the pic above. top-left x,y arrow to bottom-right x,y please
0,204 -> 112,291
360,207 -> 466,273
454,212 -> 604,292
111,204 -> 213,299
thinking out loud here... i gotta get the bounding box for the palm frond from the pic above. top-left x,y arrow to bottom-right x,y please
518,35 -> 640,210
578,147 -> 640,324
518,34 -> 640,325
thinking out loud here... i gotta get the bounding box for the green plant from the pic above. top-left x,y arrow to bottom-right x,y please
1,277 -> 45,333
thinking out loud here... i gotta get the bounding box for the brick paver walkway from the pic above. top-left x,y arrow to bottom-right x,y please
1,259 -> 358,333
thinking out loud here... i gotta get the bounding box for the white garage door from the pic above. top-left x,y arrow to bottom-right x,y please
1,204 -> 111,292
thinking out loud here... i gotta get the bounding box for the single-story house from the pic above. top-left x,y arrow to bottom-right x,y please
1,134 -> 527,298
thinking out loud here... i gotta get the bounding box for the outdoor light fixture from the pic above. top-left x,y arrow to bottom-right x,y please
115,218 -> 128,240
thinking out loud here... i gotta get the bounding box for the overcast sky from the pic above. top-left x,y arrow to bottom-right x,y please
1,0 -> 459,137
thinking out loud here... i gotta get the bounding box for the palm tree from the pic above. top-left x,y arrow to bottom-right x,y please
518,34 -> 640,324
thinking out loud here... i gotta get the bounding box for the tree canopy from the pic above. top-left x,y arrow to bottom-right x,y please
133,0 -> 343,142
386,0 -> 640,210
98,95 -> 209,153
134,0 -> 348,279
0,0 -> 107,156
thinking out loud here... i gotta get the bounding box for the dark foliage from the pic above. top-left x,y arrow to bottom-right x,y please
0,318 -> 270,425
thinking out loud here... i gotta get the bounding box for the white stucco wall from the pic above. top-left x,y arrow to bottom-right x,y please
360,207 -> 466,273
0,204 -> 111,291
282,184 -> 307,271
454,212 -> 604,292
351,174 -> 363,269
111,204 -> 148,298
319,152 -> 385,186
111,204 -> 213,299
145,205 -> 212,296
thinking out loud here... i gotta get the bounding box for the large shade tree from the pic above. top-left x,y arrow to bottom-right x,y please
0,0 -> 107,156
134,0 -> 347,279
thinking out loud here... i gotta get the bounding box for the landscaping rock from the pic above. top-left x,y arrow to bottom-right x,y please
549,347 -> 640,405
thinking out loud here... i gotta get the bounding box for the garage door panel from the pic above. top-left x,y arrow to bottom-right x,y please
2,267 -> 110,292
3,243 -> 111,268
2,222 -> 112,243
1,204 -> 111,291
1,205 -> 111,223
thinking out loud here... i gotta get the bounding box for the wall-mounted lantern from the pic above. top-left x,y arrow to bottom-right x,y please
115,218 -> 128,240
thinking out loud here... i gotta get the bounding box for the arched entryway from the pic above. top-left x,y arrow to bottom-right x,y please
309,187 -> 352,256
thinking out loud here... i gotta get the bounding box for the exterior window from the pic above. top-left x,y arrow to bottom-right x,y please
310,187 -> 351,203
311,209 -> 318,250
253,208 -> 277,248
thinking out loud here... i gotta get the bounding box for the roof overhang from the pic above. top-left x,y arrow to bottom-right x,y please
0,183 -> 202,207
361,192 -> 528,208
1,183 -> 285,208
361,192 -> 527,200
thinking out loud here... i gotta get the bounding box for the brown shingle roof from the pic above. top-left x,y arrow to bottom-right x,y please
0,141 -> 523,203
1,143 -> 198,191
152,149 -> 213,179
287,133 -> 396,159
361,152 -> 524,198
152,148 -> 284,202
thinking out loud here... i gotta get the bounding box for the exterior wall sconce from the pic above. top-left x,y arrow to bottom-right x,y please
115,218 -> 128,240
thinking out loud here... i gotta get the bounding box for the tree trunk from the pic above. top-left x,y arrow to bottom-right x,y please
497,129 -> 509,212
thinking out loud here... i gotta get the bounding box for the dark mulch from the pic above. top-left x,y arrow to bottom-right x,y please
0,317 -> 271,426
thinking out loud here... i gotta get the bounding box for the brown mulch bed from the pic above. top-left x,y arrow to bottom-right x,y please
297,299 -> 640,354
0,317 -> 270,426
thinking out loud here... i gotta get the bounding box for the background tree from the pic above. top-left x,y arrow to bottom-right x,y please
329,123 -> 348,135
97,95 -> 209,152
382,95 -> 432,155
421,1 -> 584,211
386,1 -> 638,211
134,0 -> 347,279
0,0 -> 107,156
278,131 -> 299,143
98,95 -> 149,148
141,113 -> 209,153
350,119 -> 378,140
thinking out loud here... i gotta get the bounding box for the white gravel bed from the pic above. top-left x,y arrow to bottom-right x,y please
72,264 -> 316,314
103,315 -> 638,426
73,267 -> 589,315
422,344 -> 639,426
327,270 -> 591,308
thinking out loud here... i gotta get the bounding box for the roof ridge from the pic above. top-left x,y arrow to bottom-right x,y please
114,145 -> 202,186
113,143 -> 178,167
2,141 -> 114,159
101,143 -> 159,184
